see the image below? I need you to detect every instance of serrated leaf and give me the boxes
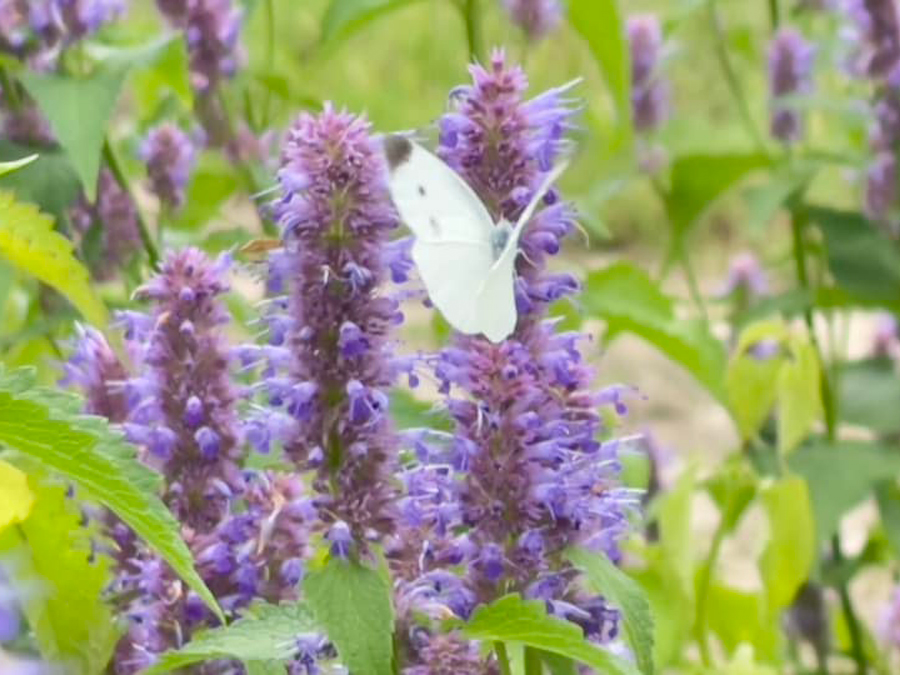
[320,0,424,44]
[0,366,223,622]
[568,0,631,134]
[0,458,33,529]
[759,477,814,611]
[584,262,727,402]
[790,441,900,549]
[777,338,821,455]
[666,153,769,241]
[303,557,394,675]
[0,479,118,674]
[463,594,640,675]
[567,548,654,674]
[0,190,107,326]
[0,141,82,222]
[0,154,37,177]
[141,603,317,675]
[20,65,128,201]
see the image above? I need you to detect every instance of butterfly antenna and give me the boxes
[573,218,591,247]
[251,184,280,200]
[511,158,571,241]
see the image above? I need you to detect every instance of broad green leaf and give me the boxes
[0,458,33,529]
[462,594,640,675]
[20,65,128,201]
[776,338,821,455]
[567,548,654,674]
[726,350,782,440]
[0,366,223,622]
[790,442,900,549]
[0,480,118,674]
[759,477,814,611]
[742,164,815,233]
[702,583,778,661]
[0,141,82,221]
[142,603,317,675]
[320,0,425,44]
[303,556,394,675]
[0,190,107,326]
[583,262,727,401]
[808,206,900,311]
[714,645,779,675]
[876,481,900,558]
[567,0,631,132]
[650,466,696,590]
[630,552,692,668]
[666,153,769,240]
[541,651,579,675]
[0,154,38,177]
[390,389,452,431]
[839,358,900,435]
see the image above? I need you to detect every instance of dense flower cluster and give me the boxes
[627,15,669,133]
[501,0,561,42]
[768,28,815,143]
[394,50,634,673]
[155,0,243,95]
[141,124,197,209]
[69,169,143,280]
[847,0,900,79]
[250,104,404,551]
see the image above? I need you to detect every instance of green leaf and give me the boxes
[303,556,394,675]
[666,153,769,241]
[583,262,727,402]
[808,206,900,311]
[320,0,424,44]
[171,153,240,230]
[567,548,654,674]
[567,0,631,132]
[540,651,579,675]
[141,603,317,675]
[839,358,900,435]
[759,477,815,611]
[702,583,778,661]
[20,65,128,201]
[704,461,757,534]
[0,366,223,622]
[462,594,640,675]
[651,466,696,591]
[0,190,107,326]
[630,552,692,668]
[726,349,782,440]
[0,458,33,529]
[790,441,900,549]
[0,153,38,177]
[0,479,118,674]
[0,141,82,221]
[776,338,821,455]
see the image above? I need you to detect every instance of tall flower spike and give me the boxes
[264,103,402,548]
[121,247,243,529]
[627,14,670,133]
[768,28,815,144]
[141,123,197,209]
[847,0,900,78]
[397,51,635,670]
[171,0,243,94]
[501,0,561,42]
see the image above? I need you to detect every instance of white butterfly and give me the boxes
[384,135,568,343]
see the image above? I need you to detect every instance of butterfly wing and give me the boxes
[385,135,494,244]
[471,250,518,343]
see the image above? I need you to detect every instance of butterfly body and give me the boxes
[384,135,567,343]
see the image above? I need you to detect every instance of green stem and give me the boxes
[102,139,160,270]
[0,66,21,112]
[523,646,542,675]
[789,207,866,675]
[462,0,483,63]
[706,0,767,154]
[695,519,728,667]
[494,642,512,675]
[767,0,780,29]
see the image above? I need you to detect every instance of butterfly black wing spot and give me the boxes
[429,217,441,234]
[384,135,413,170]
[418,185,426,196]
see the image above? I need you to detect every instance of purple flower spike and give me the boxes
[502,0,561,42]
[257,103,403,550]
[768,28,815,144]
[847,0,900,78]
[140,123,197,209]
[627,14,670,133]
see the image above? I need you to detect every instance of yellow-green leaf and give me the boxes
[0,190,107,326]
[0,458,33,529]
[777,338,822,455]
